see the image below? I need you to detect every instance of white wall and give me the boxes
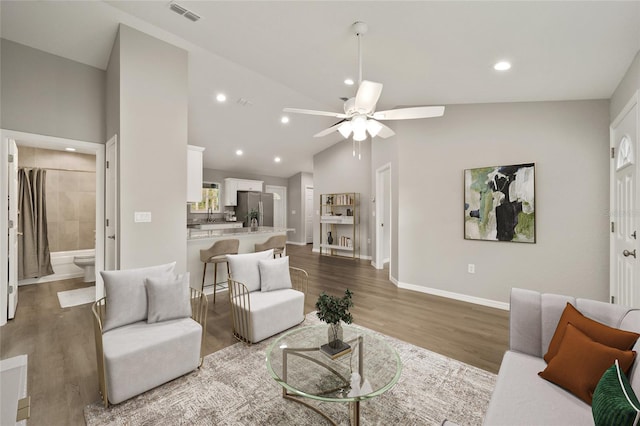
[313,138,371,258]
[0,39,105,143]
[116,25,188,272]
[395,100,610,305]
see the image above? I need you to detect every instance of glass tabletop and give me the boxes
[266,324,402,403]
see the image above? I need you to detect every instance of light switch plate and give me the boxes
[134,212,152,223]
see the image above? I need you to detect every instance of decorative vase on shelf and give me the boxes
[327,231,333,245]
[250,218,258,229]
[328,323,344,349]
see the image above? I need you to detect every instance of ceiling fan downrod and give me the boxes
[353,21,368,85]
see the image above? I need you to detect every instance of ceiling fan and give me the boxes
[284,22,445,145]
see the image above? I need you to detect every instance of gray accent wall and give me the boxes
[106,32,120,142]
[115,25,188,272]
[0,39,105,143]
[313,139,372,258]
[611,50,640,120]
[395,100,610,304]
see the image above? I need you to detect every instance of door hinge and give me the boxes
[106,161,110,169]
[611,222,615,233]
[611,147,615,159]
[611,295,615,304]
[8,219,14,229]
[105,218,109,227]
[8,285,13,294]
[8,154,14,163]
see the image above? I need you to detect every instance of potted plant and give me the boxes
[316,289,354,350]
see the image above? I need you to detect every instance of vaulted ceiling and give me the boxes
[2,1,639,177]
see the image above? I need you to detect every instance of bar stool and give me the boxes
[254,235,287,258]
[200,239,239,303]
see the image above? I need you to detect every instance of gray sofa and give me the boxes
[484,288,640,425]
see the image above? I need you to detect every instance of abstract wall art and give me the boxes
[464,163,535,243]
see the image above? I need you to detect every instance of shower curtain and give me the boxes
[18,168,53,280]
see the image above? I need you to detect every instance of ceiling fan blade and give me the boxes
[354,80,383,113]
[373,106,445,120]
[313,120,346,138]
[283,107,347,118]
[368,119,395,139]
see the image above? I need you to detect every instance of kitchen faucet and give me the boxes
[207,207,213,223]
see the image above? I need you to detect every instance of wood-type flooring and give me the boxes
[0,244,508,425]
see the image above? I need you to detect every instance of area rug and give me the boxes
[84,315,496,425]
[57,286,94,308]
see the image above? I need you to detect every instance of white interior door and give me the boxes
[611,93,639,307]
[265,185,286,228]
[305,187,314,244]
[375,164,391,270]
[105,136,118,275]
[8,140,18,319]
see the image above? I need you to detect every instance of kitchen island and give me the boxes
[187,226,292,293]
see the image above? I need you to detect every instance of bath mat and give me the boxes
[57,286,95,308]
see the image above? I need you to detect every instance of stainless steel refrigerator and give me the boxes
[236,191,274,227]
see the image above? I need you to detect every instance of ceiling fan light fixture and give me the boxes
[338,122,353,138]
[353,128,367,142]
[366,120,383,138]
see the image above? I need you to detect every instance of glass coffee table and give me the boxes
[266,324,402,425]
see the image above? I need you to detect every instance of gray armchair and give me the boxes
[92,264,207,407]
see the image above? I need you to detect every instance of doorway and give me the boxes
[265,185,287,229]
[305,186,314,244]
[1,129,105,325]
[375,164,392,274]
[105,135,118,273]
[611,92,639,307]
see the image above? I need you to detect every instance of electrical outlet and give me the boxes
[468,263,475,274]
[134,212,152,223]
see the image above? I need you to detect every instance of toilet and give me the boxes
[73,255,95,282]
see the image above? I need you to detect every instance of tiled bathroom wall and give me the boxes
[18,147,96,252]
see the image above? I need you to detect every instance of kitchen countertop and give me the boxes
[187,226,292,240]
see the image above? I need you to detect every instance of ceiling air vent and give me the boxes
[169,2,201,22]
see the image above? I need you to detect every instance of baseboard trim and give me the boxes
[286,241,308,246]
[397,281,510,311]
[312,247,371,260]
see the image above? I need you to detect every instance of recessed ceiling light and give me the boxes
[493,61,511,71]
[344,78,354,86]
[281,116,290,124]
[274,157,281,163]
[65,147,76,152]
[216,93,227,102]
[236,149,243,156]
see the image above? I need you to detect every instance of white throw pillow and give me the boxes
[145,272,192,323]
[227,249,274,292]
[100,262,176,332]
[259,256,292,292]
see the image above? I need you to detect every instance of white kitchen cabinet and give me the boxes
[224,178,263,206]
[187,145,205,203]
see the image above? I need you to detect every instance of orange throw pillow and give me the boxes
[544,303,639,363]
[539,323,636,405]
